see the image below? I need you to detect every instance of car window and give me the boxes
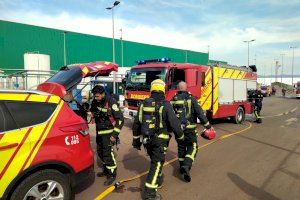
[0,102,17,132]
[4,101,57,129]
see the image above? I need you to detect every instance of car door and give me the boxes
[0,101,32,198]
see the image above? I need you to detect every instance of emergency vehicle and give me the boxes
[123,58,257,123]
[0,61,118,200]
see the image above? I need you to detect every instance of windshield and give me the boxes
[261,86,267,90]
[126,68,167,91]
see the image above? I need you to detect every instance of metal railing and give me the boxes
[0,69,57,90]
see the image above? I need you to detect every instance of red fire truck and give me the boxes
[123,58,257,123]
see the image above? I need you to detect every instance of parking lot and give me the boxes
[76,96,300,200]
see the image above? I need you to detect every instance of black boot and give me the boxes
[104,175,116,186]
[97,164,107,177]
[180,166,191,182]
[144,188,162,200]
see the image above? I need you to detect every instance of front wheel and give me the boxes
[232,106,245,124]
[11,169,72,200]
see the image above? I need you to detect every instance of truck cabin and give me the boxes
[124,58,209,108]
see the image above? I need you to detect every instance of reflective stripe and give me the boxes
[113,127,121,133]
[187,99,192,118]
[138,104,144,123]
[145,182,158,189]
[186,124,197,129]
[106,165,117,170]
[170,101,175,105]
[97,107,108,112]
[204,122,210,127]
[133,136,140,139]
[98,129,114,134]
[151,162,161,186]
[185,142,197,161]
[173,100,185,105]
[159,106,164,128]
[178,158,185,161]
[157,134,169,140]
[254,111,261,119]
[143,107,155,112]
[178,134,184,140]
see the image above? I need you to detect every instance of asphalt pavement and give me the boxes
[76,96,300,200]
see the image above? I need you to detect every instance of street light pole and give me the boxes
[107,1,120,94]
[243,39,255,68]
[120,28,124,67]
[63,31,68,66]
[280,53,284,87]
[290,46,297,86]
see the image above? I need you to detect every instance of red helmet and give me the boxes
[201,128,216,140]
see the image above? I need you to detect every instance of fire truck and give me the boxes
[123,58,257,123]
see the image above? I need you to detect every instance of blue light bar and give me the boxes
[136,58,171,65]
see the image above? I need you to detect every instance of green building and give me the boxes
[0,20,209,72]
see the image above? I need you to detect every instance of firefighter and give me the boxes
[171,81,213,182]
[132,79,184,200]
[251,87,263,123]
[90,85,124,185]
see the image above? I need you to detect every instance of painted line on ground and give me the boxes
[94,122,253,200]
[261,106,298,119]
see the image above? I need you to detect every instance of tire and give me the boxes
[232,106,245,124]
[11,169,72,200]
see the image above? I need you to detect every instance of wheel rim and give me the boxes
[237,109,243,122]
[23,180,64,200]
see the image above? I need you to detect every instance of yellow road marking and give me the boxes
[94,122,253,200]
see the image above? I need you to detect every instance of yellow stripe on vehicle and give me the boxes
[48,96,61,104]
[0,129,30,172]
[0,93,28,101]
[27,94,48,102]
[23,100,64,170]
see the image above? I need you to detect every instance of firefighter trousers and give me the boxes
[96,133,117,177]
[144,135,169,198]
[178,129,198,169]
[254,104,262,123]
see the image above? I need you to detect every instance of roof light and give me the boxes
[136,58,171,65]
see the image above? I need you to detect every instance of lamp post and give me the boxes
[280,53,285,87]
[290,46,297,86]
[243,39,255,68]
[63,31,68,66]
[120,28,124,67]
[106,1,120,94]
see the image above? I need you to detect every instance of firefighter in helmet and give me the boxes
[132,79,184,200]
[90,85,124,185]
[171,81,214,182]
[250,87,263,123]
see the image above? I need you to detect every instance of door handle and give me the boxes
[0,143,19,150]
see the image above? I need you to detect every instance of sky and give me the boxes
[0,0,300,75]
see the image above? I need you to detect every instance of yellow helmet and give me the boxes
[150,79,165,93]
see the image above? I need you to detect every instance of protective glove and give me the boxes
[110,131,119,144]
[132,138,142,150]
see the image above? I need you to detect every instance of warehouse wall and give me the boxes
[0,20,209,71]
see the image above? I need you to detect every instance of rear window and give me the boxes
[4,101,57,130]
[46,67,83,91]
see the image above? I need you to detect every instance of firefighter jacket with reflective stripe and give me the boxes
[132,92,184,140]
[91,95,124,134]
[171,91,210,129]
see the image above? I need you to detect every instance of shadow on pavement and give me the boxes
[227,172,280,200]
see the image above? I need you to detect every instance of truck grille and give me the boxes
[127,99,140,107]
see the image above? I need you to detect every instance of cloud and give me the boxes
[0,0,300,74]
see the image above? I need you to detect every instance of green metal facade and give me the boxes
[0,20,209,71]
